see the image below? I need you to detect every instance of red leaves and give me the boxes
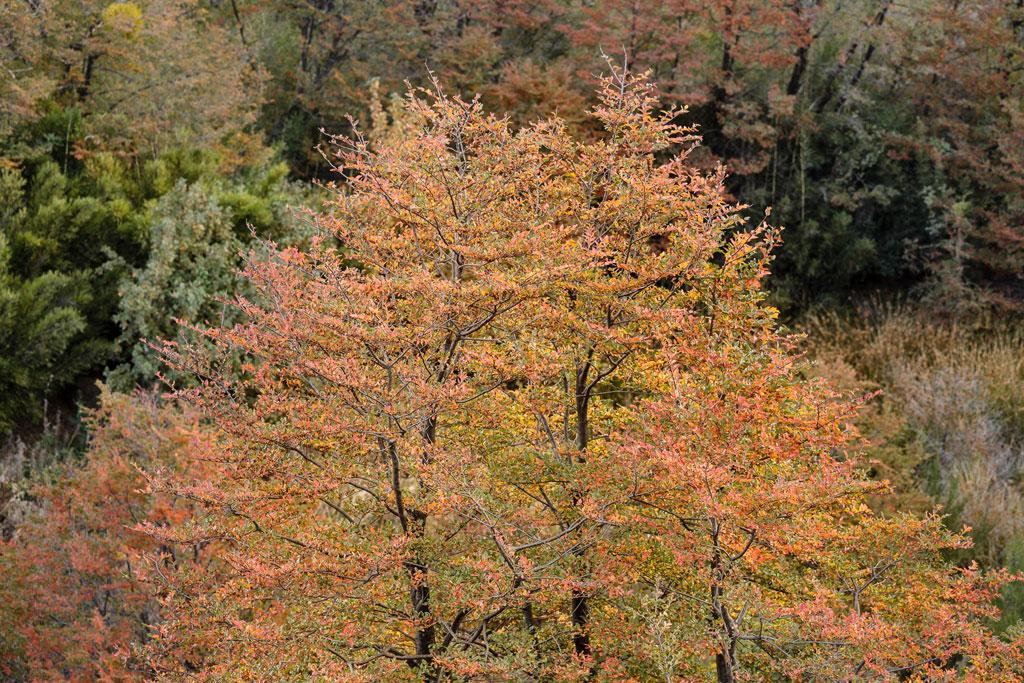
[0,387,211,681]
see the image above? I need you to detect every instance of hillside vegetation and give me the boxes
[1,2,1023,680]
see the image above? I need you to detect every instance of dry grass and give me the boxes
[0,406,79,540]
[803,302,1024,569]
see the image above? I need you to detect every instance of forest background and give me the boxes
[2,0,1024,678]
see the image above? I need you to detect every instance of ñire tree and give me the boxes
[145,70,1019,680]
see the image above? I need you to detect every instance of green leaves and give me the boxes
[0,236,87,431]
[0,140,310,433]
[111,181,241,387]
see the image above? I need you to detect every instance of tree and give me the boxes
[140,70,1020,680]
[550,1,1024,310]
[0,387,211,681]
[0,234,87,434]
[0,169,94,432]
[110,161,310,389]
[1,0,261,162]
[0,129,309,434]
[880,0,1024,310]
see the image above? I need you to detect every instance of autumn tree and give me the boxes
[1,0,261,161]
[133,69,1022,681]
[0,387,211,681]
[243,0,568,176]
[879,0,1024,310]
[549,0,1024,310]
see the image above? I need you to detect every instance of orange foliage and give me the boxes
[136,69,1023,680]
[0,387,211,681]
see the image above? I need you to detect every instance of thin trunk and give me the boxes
[387,430,434,676]
[571,592,592,657]
[571,353,594,666]
[710,519,738,682]
[229,0,249,47]
[786,44,809,96]
[716,654,736,683]
[410,412,439,673]
[412,580,434,663]
[816,1,890,112]
[704,5,736,159]
[77,53,95,101]
[785,0,823,97]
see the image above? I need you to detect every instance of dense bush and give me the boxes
[109,162,310,388]
[0,122,310,434]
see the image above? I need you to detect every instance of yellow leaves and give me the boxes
[305,438,336,452]
[101,2,143,38]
